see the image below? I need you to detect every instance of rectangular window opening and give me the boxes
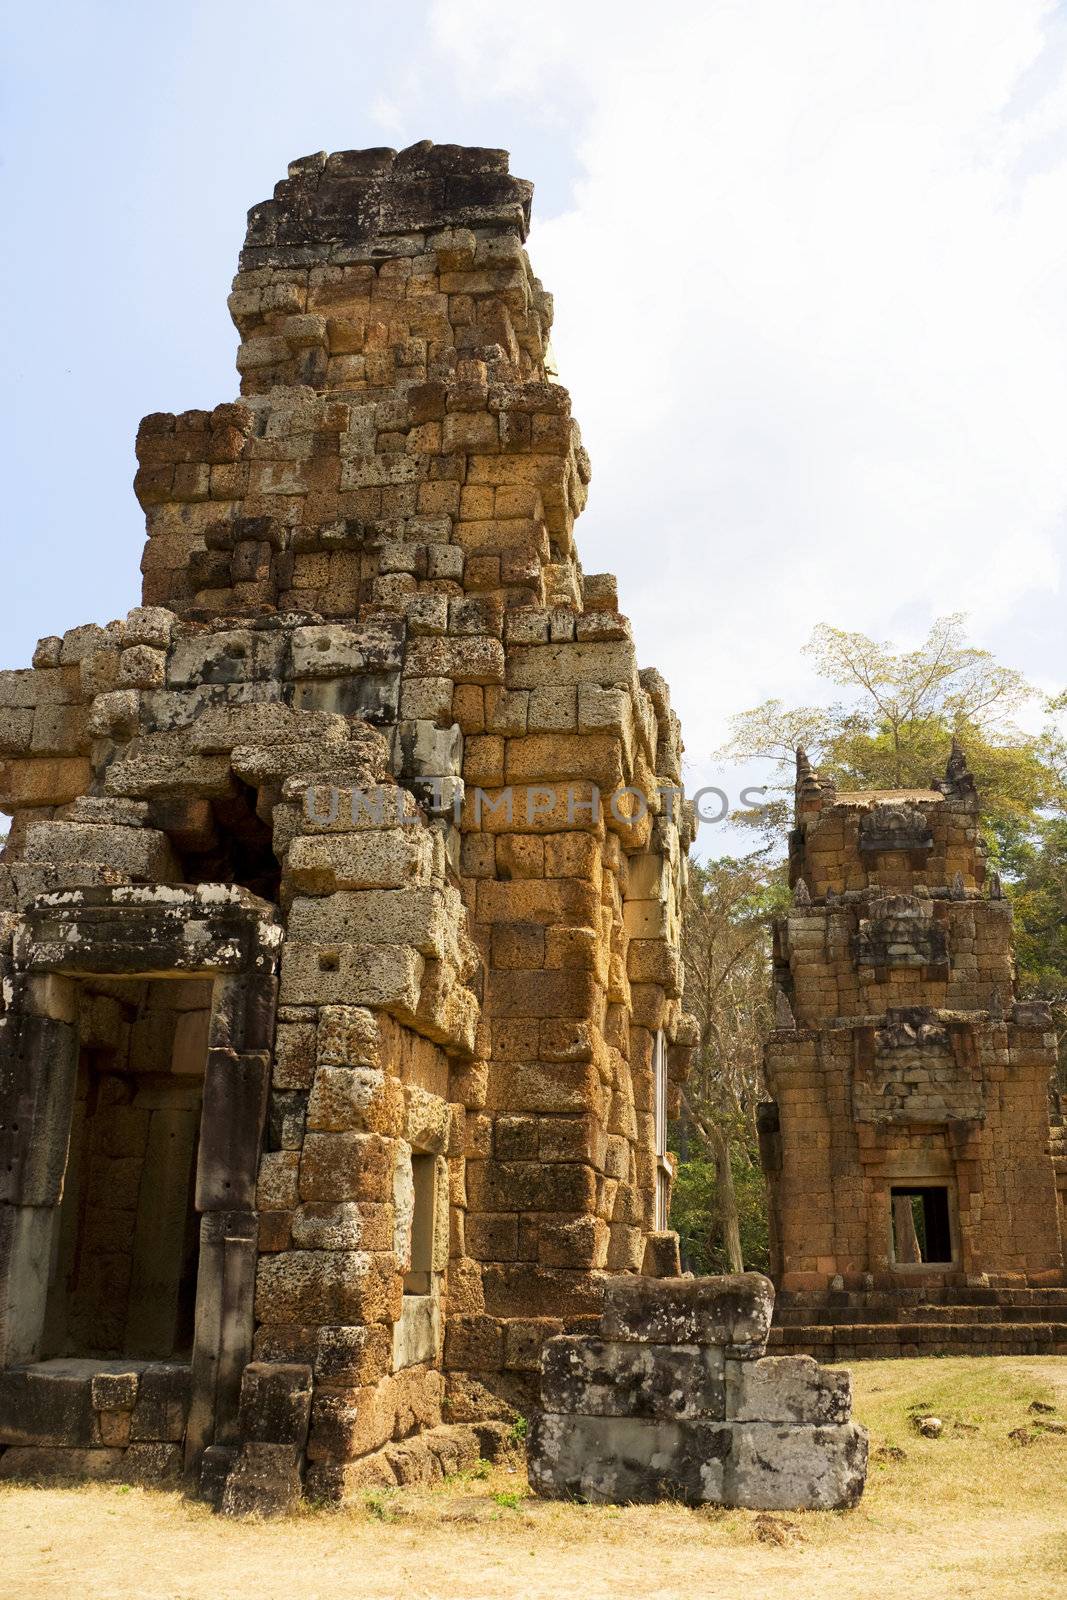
[890,1185,953,1265]
[404,1152,436,1297]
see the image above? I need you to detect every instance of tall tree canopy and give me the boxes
[723,614,1066,854]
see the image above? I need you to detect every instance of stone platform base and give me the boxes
[0,1440,183,1487]
[772,1285,1067,1360]
[527,1274,868,1511]
[0,1359,190,1488]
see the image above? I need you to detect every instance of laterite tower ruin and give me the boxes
[0,144,698,1509]
[761,746,1067,1359]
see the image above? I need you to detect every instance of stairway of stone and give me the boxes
[769,1285,1067,1360]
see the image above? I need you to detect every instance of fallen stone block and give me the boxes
[728,1420,868,1510]
[527,1412,731,1505]
[541,1335,724,1420]
[725,1354,851,1425]
[600,1272,774,1355]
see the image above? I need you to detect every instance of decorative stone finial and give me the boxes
[951,870,966,899]
[793,877,811,907]
[989,987,1004,1021]
[936,736,978,802]
[989,871,1004,900]
[774,988,797,1029]
[794,746,836,812]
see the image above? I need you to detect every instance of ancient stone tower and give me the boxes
[761,746,1067,1359]
[0,144,696,1508]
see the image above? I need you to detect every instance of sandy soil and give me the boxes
[0,1356,1063,1600]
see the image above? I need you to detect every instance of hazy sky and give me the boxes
[4,0,1067,840]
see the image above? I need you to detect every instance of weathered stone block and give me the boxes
[129,1364,191,1442]
[90,1372,139,1413]
[725,1355,851,1425]
[541,1336,725,1420]
[255,1250,399,1326]
[279,942,424,1013]
[236,1362,313,1448]
[527,1412,731,1505]
[599,1273,773,1355]
[316,1005,381,1068]
[220,1441,304,1517]
[286,830,435,894]
[0,1366,96,1448]
[291,1202,393,1251]
[306,1066,405,1135]
[729,1421,868,1510]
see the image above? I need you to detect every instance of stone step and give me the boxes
[767,1321,1067,1360]
[777,1286,1067,1312]
[775,1304,1005,1327]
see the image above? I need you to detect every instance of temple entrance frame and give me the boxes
[0,885,281,1478]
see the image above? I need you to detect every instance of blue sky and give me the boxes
[4,1,1067,839]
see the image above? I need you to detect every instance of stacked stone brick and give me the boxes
[527,1273,867,1509]
[761,744,1066,1358]
[0,144,696,1510]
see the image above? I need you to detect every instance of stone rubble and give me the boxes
[527,1273,868,1509]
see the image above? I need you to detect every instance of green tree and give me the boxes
[719,611,1067,1069]
[671,852,785,1272]
[724,615,1066,860]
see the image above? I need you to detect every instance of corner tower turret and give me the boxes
[763,744,1063,1302]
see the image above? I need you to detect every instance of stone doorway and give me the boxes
[40,977,213,1364]
[0,885,281,1477]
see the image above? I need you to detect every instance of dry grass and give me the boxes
[0,1356,1064,1600]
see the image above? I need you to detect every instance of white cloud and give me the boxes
[419,0,1067,817]
[370,94,408,139]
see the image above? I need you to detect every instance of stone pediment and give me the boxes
[858,802,933,854]
[853,895,947,972]
[852,1009,982,1125]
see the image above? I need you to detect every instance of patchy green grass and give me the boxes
[0,1358,1063,1600]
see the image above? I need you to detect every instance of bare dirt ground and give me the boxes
[0,1356,1064,1600]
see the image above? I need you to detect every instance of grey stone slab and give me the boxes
[0,1363,97,1448]
[0,1446,125,1481]
[541,1335,725,1420]
[527,1412,730,1505]
[727,1420,868,1510]
[725,1355,852,1424]
[599,1272,774,1355]
[129,1363,191,1442]
[195,1050,270,1211]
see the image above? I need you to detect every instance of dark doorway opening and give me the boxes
[890,1185,953,1265]
[41,977,211,1361]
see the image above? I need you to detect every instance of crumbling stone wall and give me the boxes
[528,1273,868,1509]
[761,744,1065,1297]
[0,143,696,1508]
